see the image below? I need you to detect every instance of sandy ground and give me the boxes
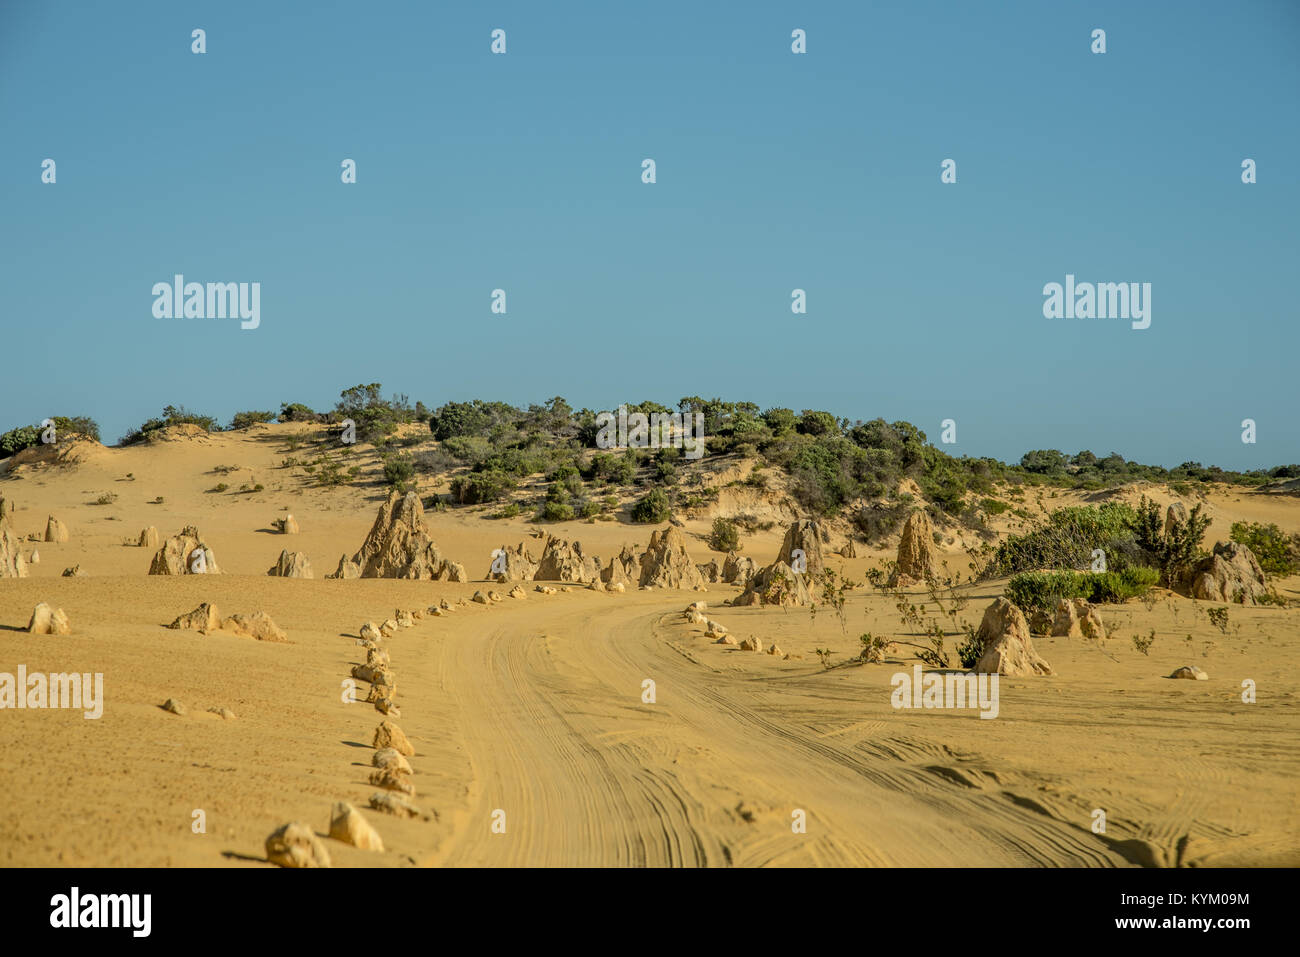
[1,424,1297,867]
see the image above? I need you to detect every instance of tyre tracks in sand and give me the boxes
[426,594,1132,867]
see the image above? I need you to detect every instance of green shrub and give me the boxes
[539,501,575,522]
[450,470,516,504]
[710,518,740,552]
[1133,496,1211,586]
[631,488,671,523]
[278,402,317,422]
[0,425,41,458]
[382,454,416,489]
[1230,521,1299,577]
[229,410,275,430]
[984,503,1139,578]
[1005,566,1159,615]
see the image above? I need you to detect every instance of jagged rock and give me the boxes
[372,747,412,774]
[722,552,756,585]
[1164,501,1189,538]
[365,646,390,667]
[343,490,461,580]
[61,565,87,577]
[686,601,707,613]
[839,540,857,558]
[535,585,557,595]
[329,802,384,851]
[372,720,414,756]
[149,526,220,575]
[603,545,641,587]
[352,662,380,683]
[369,767,415,796]
[739,636,763,652]
[534,535,602,583]
[472,590,489,604]
[973,598,1053,676]
[373,696,400,717]
[379,618,399,636]
[444,562,468,582]
[395,610,415,628]
[697,560,721,583]
[138,526,159,548]
[266,549,313,578]
[328,554,362,579]
[489,543,538,582]
[704,620,728,637]
[427,605,444,617]
[168,602,220,634]
[766,643,784,656]
[487,590,503,603]
[715,634,737,646]
[221,611,287,642]
[888,511,937,586]
[588,579,606,592]
[279,514,300,535]
[412,607,426,620]
[686,610,708,625]
[1190,542,1268,605]
[1170,665,1209,680]
[1051,599,1082,638]
[44,515,69,543]
[439,599,454,611]
[208,706,236,719]
[0,528,27,578]
[776,519,825,578]
[161,698,186,715]
[368,792,429,820]
[732,561,812,607]
[360,622,383,642]
[265,822,331,868]
[1078,602,1106,640]
[639,527,705,589]
[507,585,527,599]
[28,602,71,635]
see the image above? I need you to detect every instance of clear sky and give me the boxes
[2,0,1297,469]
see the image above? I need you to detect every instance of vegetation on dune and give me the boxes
[0,415,100,458]
[7,388,1297,540]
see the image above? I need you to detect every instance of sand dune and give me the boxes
[1,425,1297,867]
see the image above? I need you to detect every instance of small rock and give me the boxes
[27,602,71,635]
[265,822,331,868]
[372,747,412,774]
[29,549,40,565]
[739,636,763,652]
[360,621,383,642]
[508,585,527,599]
[207,706,236,719]
[767,644,783,657]
[368,791,429,820]
[328,801,384,851]
[168,602,220,634]
[61,565,87,577]
[472,591,489,604]
[1170,665,1209,681]
[161,698,186,715]
[221,611,287,642]
[716,634,737,646]
[369,767,416,796]
[373,720,414,756]
[379,618,399,636]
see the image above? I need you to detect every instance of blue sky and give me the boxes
[2,0,1297,469]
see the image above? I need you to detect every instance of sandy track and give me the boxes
[427,595,1129,867]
